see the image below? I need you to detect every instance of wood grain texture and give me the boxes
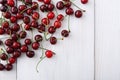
[95,0,120,80]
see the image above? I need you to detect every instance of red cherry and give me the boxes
[41,18,50,25]
[32,12,40,20]
[10,16,17,23]
[81,0,88,4]
[54,21,61,28]
[57,14,64,21]
[45,50,54,58]
[7,0,14,7]
[43,0,51,4]
[20,45,28,52]
[9,57,16,64]
[0,28,5,35]
[32,42,40,50]
[47,12,55,19]
[12,42,21,49]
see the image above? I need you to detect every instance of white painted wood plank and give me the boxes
[17,0,95,80]
[95,0,120,80]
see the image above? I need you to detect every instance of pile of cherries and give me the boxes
[0,0,88,71]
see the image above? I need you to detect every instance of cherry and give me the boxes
[6,47,14,53]
[12,42,21,49]
[5,39,13,46]
[13,50,21,58]
[0,63,5,71]
[32,42,40,50]
[26,8,33,15]
[31,2,38,10]
[35,35,43,42]
[75,10,83,18]
[9,57,16,64]
[0,53,8,61]
[54,21,61,28]
[41,18,50,25]
[66,8,74,15]
[3,11,11,19]
[0,0,7,4]
[11,33,19,41]
[47,12,55,19]
[20,45,28,52]
[7,0,14,7]
[11,23,20,32]
[10,16,17,23]
[40,4,48,12]
[57,14,64,21]
[56,1,64,10]
[31,21,38,28]
[2,21,9,28]
[45,50,54,58]
[61,30,69,37]
[0,28,5,35]
[48,26,56,34]
[5,64,13,71]
[81,0,88,4]
[23,16,30,24]
[50,37,57,45]
[18,5,27,11]
[26,51,35,58]
[64,1,71,8]
[44,0,51,4]
[11,6,18,14]
[47,4,54,11]
[19,31,27,39]
[38,24,46,33]
[0,5,8,12]
[24,24,31,30]
[24,39,32,45]
[32,12,40,20]
[24,0,32,5]
[16,13,24,19]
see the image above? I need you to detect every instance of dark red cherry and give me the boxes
[6,47,14,54]
[9,57,16,64]
[56,1,64,10]
[75,10,83,18]
[19,31,27,39]
[5,39,13,46]
[12,42,21,49]
[23,16,30,24]
[24,39,32,45]
[0,63,5,71]
[38,24,45,33]
[3,11,11,19]
[0,28,5,35]
[61,30,69,37]
[5,64,13,71]
[50,37,57,45]
[13,50,21,58]
[10,16,17,23]
[66,8,74,15]
[31,2,38,10]
[2,21,9,28]
[47,3,54,11]
[32,42,40,50]
[48,26,56,34]
[26,51,35,58]
[0,53,8,61]
[11,6,18,14]
[35,35,43,42]
[11,23,20,32]
[20,45,28,52]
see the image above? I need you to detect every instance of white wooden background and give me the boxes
[0,0,120,80]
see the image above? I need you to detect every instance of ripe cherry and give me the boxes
[5,39,13,46]
[81,0,88,4]
[44,0,51,4]
[11,6,18,14]
[10,16,17,23]
[23,16,30,24]
[38,24,46,33]
[6,47,14,53]
[5,64,13,71]
[20,45,28,52]
[2,21,9,28]
[47,4,54,11]
[35,35,43,42]
[48,26,56,34]
[56,1,64,10]
[66,8,74,15]
[57,14,64,21]
[0,28,5,35]
[0,63,5,71]
[25,39,32,45]
[3,11,11,19]
[32,2,38,10]
[32,12,40,20]
[50,37,57,45]
[61,30,69,37]
[19,31,27,39]
[41,18,50,25]
[12,42,21,49]
[0,53,8,61]
[32,42,40,50]
[45,50,54,58]
[75,10,83,18]
[9,57,16,64]
[13,50,21,58]
[26,51,35,58]
[47,12,55,19]
[7,0,14,7]
[54,21,61,28]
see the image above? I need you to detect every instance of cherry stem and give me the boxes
[39,47,48,51]
[20,8,28,14]
[68,16,70,32]
[44,32,48,41]
[71,1,86,12]
[40,44,44,59]
[36,56,46,73]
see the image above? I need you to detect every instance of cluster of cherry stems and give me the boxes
[0,0,88,72]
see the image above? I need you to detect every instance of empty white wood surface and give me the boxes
[1,0,120,80]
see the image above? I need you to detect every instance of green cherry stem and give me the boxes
[40,44,44,59]
[36,56,46,72]
[71,1,86,12]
